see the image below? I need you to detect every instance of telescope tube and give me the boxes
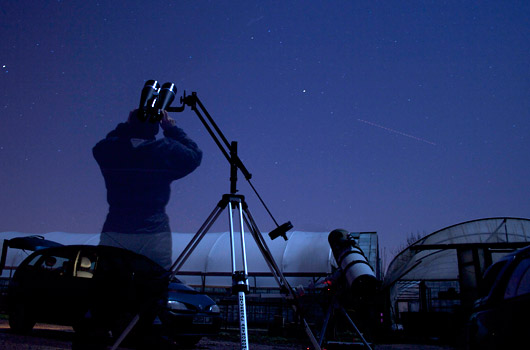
[328,229,377,296]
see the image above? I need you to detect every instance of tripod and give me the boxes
[111,91,320,350]
[174,191,253,348]
[318,277,373,350]
[169,190,299,350]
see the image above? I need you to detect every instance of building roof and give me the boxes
[383,217,530,288]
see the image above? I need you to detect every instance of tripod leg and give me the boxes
[110,314,139,350]
[338,305,373,350]
[318,302,334,347]
[236,290,249,349]
[235,201,249,274]
[227,199,250,350]
[242,206,321,350]
[169,201,225,278]
[242,209,286,290]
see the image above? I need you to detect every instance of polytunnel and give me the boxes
[170,231,335,288]
[384,217,530,287]
[1,231,380,289]
[383,217,530,327]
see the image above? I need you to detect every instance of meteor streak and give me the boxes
[357,119,437,146]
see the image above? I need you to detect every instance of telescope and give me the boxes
[318,230,377,349]
[328,229,377,296]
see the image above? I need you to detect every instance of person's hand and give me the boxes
[160,110,176,130]
[127,109,139,123]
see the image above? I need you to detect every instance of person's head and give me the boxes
[128,109,159,139]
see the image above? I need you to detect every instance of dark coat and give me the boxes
[93,122,202,234]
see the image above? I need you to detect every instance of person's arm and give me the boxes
[159,111,203,179]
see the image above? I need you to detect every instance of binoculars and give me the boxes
[138,80,177,122]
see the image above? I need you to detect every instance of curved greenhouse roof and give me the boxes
[1,231,379,289]
[384,217,530,288]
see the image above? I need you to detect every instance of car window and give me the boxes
[74,252,97,279]
[504,257,530,299]
[27,254,43,267]
[94,250,154,275]
[31,251,75,277]
[478,260,507,298]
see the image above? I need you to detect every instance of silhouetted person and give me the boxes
[93,109,202,270]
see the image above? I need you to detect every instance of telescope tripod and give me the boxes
[168,192,320,350]
[318,288,373,350]
[170,193,253,349]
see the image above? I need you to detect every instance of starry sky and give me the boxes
[1,1,529,265]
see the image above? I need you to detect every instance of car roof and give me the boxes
[498,244,530,263]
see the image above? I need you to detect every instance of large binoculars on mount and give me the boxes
[328,229,377,296]
[138,80,177,122]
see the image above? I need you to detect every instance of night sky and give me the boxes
[1,1,529,264]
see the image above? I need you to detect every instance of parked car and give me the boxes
[2,237,221,347]
[467,245,530,350]
[161,280,221,346]
[0,235,65,312]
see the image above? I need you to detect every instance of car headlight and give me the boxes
[167,300,189,311]
[208,304,220,313]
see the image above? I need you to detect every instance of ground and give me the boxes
[0,320,460,350]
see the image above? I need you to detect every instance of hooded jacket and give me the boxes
[93,122,202,234]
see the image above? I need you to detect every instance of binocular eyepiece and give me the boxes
[139,80,177,122]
